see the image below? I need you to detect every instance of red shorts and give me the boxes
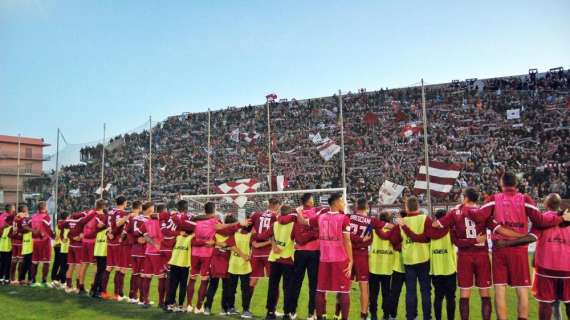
[12,243,22,259]
[492,248,530,287]
[251,256,270,278]
[131,256,145,275]
[318,260,351,293]
[120,245,131,268]
[143,254,163,276]
[32,240,51,263]
[81,242,95,264]
[532,274,570,303]
[352,254,369,281]
[159,251,172,274]
[191,256,211,277]
[67,246,83,265]
[457,251,492,289]
[106,245,122,268]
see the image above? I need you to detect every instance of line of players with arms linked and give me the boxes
[0,172,570,320]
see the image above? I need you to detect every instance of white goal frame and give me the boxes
[180,187,348,215]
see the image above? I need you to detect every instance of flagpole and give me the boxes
[148,116,152,201]
[100,123,106,200]
[54,128,60,226]
[338,90,347,201]
[421,79,432,215]
[15,134,21,213]
[266,97,272,191]
[207,109,211,195]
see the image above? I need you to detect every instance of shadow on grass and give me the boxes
[0,286,228,320]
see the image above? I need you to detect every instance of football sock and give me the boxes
[158,277,166,306]
[339,293,350,320]
[197,279,209,308]
[101,271,109,293]
[481,297,492,320]
[316,292,326,318]
[41,263,49,282]
[187,278,196,306]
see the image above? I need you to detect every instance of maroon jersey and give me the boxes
[159,211,180,252]
[63,212,87,247]
[438,204,490,253]
[348,213,384,256]
[127,215,147,257]
[250,210,277,257]
[107,208,128,245]
[12,215,32,241]
[177,211,194,222]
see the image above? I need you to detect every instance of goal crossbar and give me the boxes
[180,187,346,200]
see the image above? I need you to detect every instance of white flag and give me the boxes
[309,132,324,145]
[506,108,521,120]
[318,140,341,162]
[47,196,56,216]
[378,180,405,205]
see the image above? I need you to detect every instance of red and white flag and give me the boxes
[215,178,261,207]
[413,161,462,197]
[267,175,288,191]
[401,122,422,138]
[216,178,260,194]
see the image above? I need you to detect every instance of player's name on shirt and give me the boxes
[350,214,372,224]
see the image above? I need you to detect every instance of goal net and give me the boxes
[180,188,347,220]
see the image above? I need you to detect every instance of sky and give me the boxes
[1,0,569,156]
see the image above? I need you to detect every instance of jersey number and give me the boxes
[350,223,368,238]
[464,218,477,239]
[259,217,272,233]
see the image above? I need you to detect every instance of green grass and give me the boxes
[0,256,538,320]
[0,263,538,319]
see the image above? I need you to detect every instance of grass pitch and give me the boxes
[0,267,537,319]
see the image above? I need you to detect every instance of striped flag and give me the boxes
[267,175,288,191]
[413,161,462,197]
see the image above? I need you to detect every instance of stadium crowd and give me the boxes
[54,68,569,213]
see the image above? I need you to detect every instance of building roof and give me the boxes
[0,135,50,147]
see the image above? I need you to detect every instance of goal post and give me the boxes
[180,187,347,220]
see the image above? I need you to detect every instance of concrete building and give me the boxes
[0,135,49,205]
